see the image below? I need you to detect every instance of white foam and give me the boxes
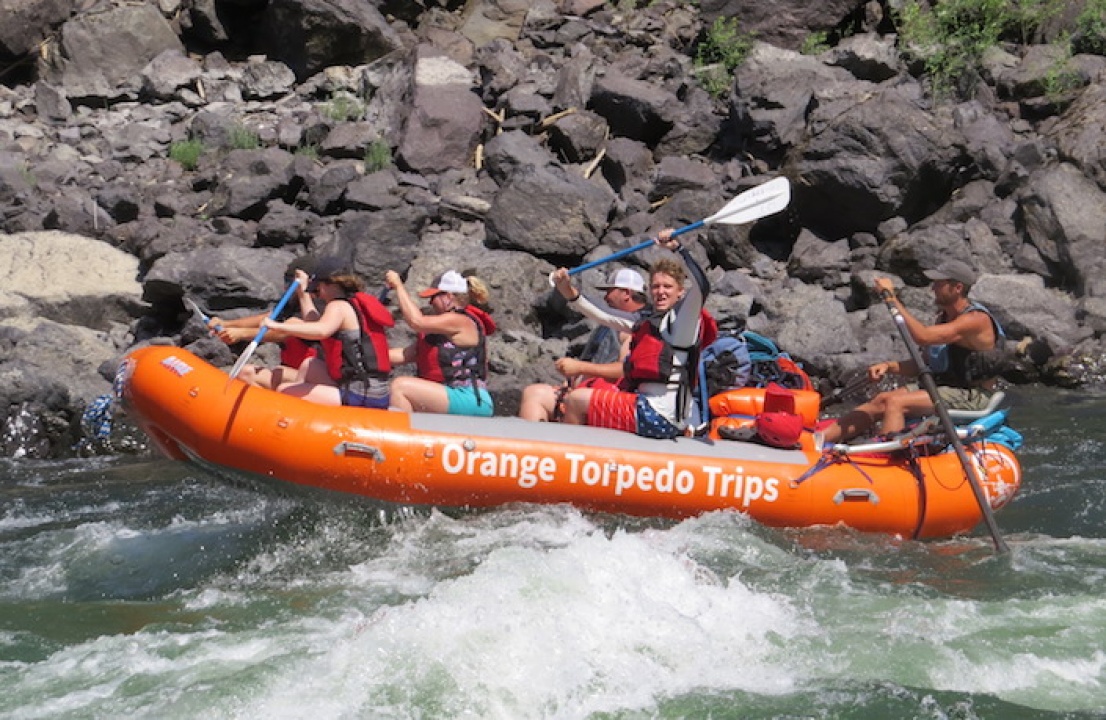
[218,511,804,718]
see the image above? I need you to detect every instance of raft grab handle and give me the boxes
[333,442,385,461]
[833,488,880,505]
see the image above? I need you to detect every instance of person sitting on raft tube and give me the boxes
[260,257,395,408]
[821,260,1005,444]
[207,256,321,390]
[518,267,649,422]
[555,230,718,439]
[384,269,497,416]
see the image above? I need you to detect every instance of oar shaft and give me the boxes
[185,298,223,332]
[564,178,789,277]
[671,220,706,237]
[567,239,654,277]
[227,280,301,383]
[884,297,1009,553]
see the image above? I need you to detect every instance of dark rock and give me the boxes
[258,0,404,81]
[397,46,487,173]
[485,164,615,257]
[38,4,185,101]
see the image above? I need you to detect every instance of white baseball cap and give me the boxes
[596,267,646,294]
[419,270,468,297]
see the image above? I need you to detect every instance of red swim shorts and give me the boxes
[587,388,637,433]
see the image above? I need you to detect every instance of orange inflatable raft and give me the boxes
[116,346,1022,540]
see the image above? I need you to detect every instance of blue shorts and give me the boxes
[340,377,390,409]
[445,385,494,417]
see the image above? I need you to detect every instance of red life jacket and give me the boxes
[322,292,395,382]
[623,308,716,388]
[415,306,496,387]
[280,337,316,368]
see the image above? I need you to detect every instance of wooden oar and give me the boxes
[565,176,791,277]
[880,290,1010,554]
[225,280,301,388]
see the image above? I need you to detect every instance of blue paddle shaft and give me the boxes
[565,220,707,277]
[566,221,708,277]
[227,279,301,382]
[254,280,301,343]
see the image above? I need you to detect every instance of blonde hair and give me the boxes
[649,259,687,288]
[458,275,492,312]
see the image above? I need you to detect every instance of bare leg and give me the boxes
[277,382,342,406]
[389,376,452,413]
[236,364,267,388]
[822,388,909,443]
[240,364,296,390]
[273,358,341,405]
[880,388,935,435]
[519,383,558,421]
[561,388,594,425]
[821,408,876,444]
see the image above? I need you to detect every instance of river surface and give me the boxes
[1,388,1104,719]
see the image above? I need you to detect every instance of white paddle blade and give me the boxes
[227,340,259,382]
[706,176,791,226]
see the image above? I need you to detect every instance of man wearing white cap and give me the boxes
[822,259,1007,443]
[518,266,647,422]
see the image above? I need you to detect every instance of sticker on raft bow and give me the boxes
[160,355,195,377]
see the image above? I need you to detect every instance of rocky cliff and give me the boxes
[1,0,1104,457]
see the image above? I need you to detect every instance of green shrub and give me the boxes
[18,163,36,187]
[897,0,1004,96]
[694,17,753,98]
[1009,0,1066,44]
[228,125,260,150]
[169,139,204,170]
[801,30,830,56]
[1073,0,1106,55]
[364,139,392,172]
[897,0,1077,97]
[295,144,319,160]
[322,94,364,122]
[1043,40,1082,101]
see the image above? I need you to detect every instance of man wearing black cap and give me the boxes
[822,259,1007,444]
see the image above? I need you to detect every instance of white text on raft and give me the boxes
[439,444,780,506]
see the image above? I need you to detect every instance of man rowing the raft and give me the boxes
[821,260,1007,444]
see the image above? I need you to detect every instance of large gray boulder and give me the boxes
[790,81,972,237]
[0,0,74,58]
[485,164,616,257]
[1019,163,1106,297]
[0,231,144,328]
[38,4,185,100]
[397,46,488,173]
[0,231,144,458]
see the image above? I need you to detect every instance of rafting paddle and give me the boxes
[226,279,302,387]
[565,176,791,277]
[184,297,223,332]
[880,289,1010,554]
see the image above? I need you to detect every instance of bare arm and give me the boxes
[868,358,921,380]
[389,342,417,366]
[264,301,349,340]
[875,278,994,349]
[556,358,624,381]
[384,270,478,344]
